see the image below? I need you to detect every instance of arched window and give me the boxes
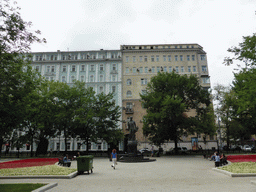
[127,90,132,97]
[127,79,132,85]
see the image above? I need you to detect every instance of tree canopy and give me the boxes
[140,72,213,152]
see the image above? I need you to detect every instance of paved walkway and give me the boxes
[1,156,256,192]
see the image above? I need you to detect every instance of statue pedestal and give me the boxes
[127,140,137,155]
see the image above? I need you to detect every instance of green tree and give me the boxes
[0,0,45,154]
[74,81,122,154]
[140,72,211,154]
[224,33,256,68]
[223,33,256,144]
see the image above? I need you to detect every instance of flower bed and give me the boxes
[218,162,256,173]
[0,165,76,176]
[227,155,256,162]
[0,158,59,169]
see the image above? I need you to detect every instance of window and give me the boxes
[126,67,129,74]
[157,66,160,72]
[63,66,66,72]
[133,67,136,73]
[145,67,148,73]
[90,65,94,71]
[126,56,129,62]
[90,75,94,82]
[56,143,60,150]
[55,55,57,60]
[81,75,85,82]
[169,66,172,72]
[175,66,179,72]
[93,55,96,59]
[168,55,171,62]
[50,77,54,81]
[100,75,104,82]
[202,65,207,72]
[163,55,166,61]
[139,56,143,62]
[139,67,143,73]
[112,75,116,82]
[127,79,132,85]
[77,143,81,150]
[46,77,49,81]
[187,55,190,61]
[112,86,116,93]
[126,102,133,109]
[62,76,66,82]
[51,66,55,72]
[144,46,147,49]
[144,56,147,62]
[127,91,132,97]
[35,66,40,72]
[141,78,148,85]
[71,76,75,82]
[71,65,76,72]
[180,55,183,61]
[188,66,191,72]
[141,90,147,95]
[151,56,154,62]
[164,66,167,72]
[81,65,85,71]
[112,64,117,71]
[156,55,159,62]
[175,55,178,61]
[201,55,206,60]
[181,66,184,72]
[192,55,195,61]
[67,143,70,150]
[47,66,50,72]
[152,67,155,73]
[202,77,210,84]
[62,55,66,60]
[51,55,54,60]
[133,56,136,62]
[99,86,104,93]
[100,64,104,71]
[193,66,196,72]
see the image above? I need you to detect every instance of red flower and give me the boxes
[0,158,59,169]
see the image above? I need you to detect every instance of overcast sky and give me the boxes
[18,0,256,89]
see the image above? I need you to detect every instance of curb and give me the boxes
[213,168,256,177]
[32,182,58,192]
[0,171,78,179]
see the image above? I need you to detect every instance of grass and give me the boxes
[0,165,77,176]
[218,162,256,173]
[0,183,46,192]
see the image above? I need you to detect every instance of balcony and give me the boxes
[123,107,134,114]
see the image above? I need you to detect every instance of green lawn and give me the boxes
[0,183,46,192]
[0,165,77,176]
[218,162,256,173]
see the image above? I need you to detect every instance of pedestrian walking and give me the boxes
[111,149,117,169]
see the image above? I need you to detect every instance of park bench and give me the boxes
[58,158,71,167]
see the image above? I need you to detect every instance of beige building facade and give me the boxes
[121,44,214,151]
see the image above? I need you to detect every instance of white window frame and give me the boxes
[90,65,95,71]
[63,66,66,72]
[71,65,76,72]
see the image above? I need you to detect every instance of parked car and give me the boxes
[243,145,252,151]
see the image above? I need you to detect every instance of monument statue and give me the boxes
[127,117,138,141]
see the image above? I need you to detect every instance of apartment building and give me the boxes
[20,49,123,152]
[121,44,214,150]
